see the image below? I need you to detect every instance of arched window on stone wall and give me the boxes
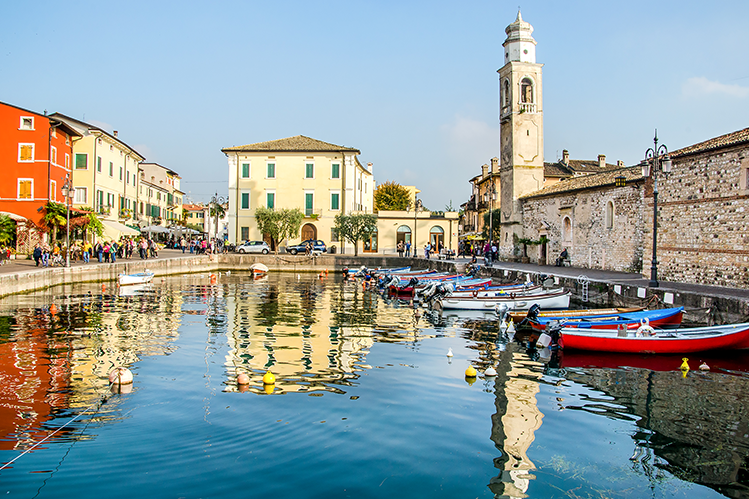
[562,216,573,246]
[605,201,614,229]
[502,79,510,108]
[520,78,534,104]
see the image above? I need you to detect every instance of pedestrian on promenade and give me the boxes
[111,241,118,263]
[82,241,91,263]
[405,241,411,258]
[33,244,42,267]
[41,245,50,267]
[180,237,186,253]
[397,241,404,257]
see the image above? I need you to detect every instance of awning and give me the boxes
[102,219,141,240]
[142,225,170,234]
[0,211,28,222]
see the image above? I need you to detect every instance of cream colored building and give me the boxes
[51,113,144,239]
[137,163,184,226]
[222,135,374,252]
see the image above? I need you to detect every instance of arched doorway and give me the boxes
[301,223,317,241]
[363,229,378,253]
[396,225,411,246]
[429,226,444,252]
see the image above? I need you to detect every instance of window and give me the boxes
[109,162,114,177]
[305,163,314,178]
[241,163,250,178]
[51,147,57,166]
[127,171,130,184]
[74,186,88,204]
[97,190,104,210]
[97,156,102,172]
[331,163,340,179]
[266,191,275,209]
[240,227,250,241]
[305,192,314,216]
[18,143,34,162]
[267,162,275,179]
[120,166,123,181]
[429,226,445,250]
[65,153,70,168]
[241,192,250,210]
[502,79,510,108]
[330,191,340,210]
[50,180,57,202]
[605,201,614,229]
[397,225,412,245]
[18,179,33,200]
[562,216,573,246]
[157,192,161,201]
[19,116,34,130]
[521,77,534,104]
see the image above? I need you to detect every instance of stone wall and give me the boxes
[648,143,749,288]
[521,183,645,272]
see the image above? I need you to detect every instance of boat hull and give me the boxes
[530,307,684,331]
[118,272,155,286]
[441,290,570,311]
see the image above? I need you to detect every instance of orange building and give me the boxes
[0,101,80,250]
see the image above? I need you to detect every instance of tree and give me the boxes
[482,208,501,242]
[0,214,16,245]
[334,213,378,256]
[254,207,304,253]
[373,181,411,212]
[42,201,68,242]
[445,200,456,212]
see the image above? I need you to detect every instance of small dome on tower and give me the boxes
[503,9,537,65]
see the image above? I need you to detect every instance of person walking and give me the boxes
[33,244,42,266]
[405,241,411,258]
[397,241,404,257]
[110,240,118,263]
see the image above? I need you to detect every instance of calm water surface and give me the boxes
[1,272,748,498]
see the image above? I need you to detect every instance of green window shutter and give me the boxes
[241,163,250,178]
[97,157,102,172]
[305,193,313,215]
[331,163,339,178]
[306,163,314,178]
[267,163,275,178]
[331,193,339,210]
[267,193,275,209]
[241,192,250,209]
[75,154,87,169]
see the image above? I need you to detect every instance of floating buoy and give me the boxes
[263,384,275,394]
[49,304,57,315]
[507,319,516,334]
[237,373,250,385]
[699,362,710,371]
[465,366,477,378]
[485,366,497,377]
[446,348,453,357]
[499,318,508,333]
[109,367,133,385]
[226,271,231,275]
[102,284,106,292]
[680,357,690,371]
[262,371,276,385]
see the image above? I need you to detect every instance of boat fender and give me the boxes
[109,367,133,385]
[237,373,250,385]
[465,366,477,377]
[636,318,656,336]
[263,371,276,385]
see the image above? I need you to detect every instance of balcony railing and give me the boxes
[520,102,536,113]
[304,208,323,218]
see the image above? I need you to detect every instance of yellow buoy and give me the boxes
[263,371,276,385]
[263,384,275,394]
[465,366,477,378]
[680,357,690,371]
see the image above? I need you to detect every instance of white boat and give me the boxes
[250,263,269,275]
[446,283,554,298]
[118,271,155,286]
[438,289,571,311]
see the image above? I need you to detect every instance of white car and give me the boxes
[236,241,270,254]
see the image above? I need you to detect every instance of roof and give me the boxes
[544,159,619,178]
[521,166,643,199]
[49,112,146,161]
[183,204,205,211]
[670,127,749,158]
[221,135,361,154]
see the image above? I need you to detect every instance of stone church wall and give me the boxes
[521,183,645,272]
[651,144,749,288]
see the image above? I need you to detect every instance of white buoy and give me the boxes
[446,348,453,357]
[499,318,508,333]
[507,320,516,334]
[226,271,231,275]
[485,366,497,376]
[109,367,133,385]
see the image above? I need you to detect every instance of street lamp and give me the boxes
[488,183,497,251]
[60,174,75,267]
[412,196,422,258]
[210,192,226,245]
[642,130,672,287]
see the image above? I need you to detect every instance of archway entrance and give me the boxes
[301,223,317,241]
[429,226,444,252]
[363,230,378,253]
[396,225,411,245]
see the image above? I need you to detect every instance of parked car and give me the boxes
[235,241,270,254]
[285,239,327,255]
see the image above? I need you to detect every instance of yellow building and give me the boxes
[137,163,184,226]
[52,113,144,239]
[183,203,206,232]
[222,136,374,252]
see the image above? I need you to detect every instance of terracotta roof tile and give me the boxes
[670,127,749,158]
[521,166,643,199]
[222,135,360,154]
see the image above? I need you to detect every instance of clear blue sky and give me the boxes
[2,1,747,209]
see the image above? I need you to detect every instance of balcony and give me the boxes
[304,208,323,219]
[519,103,536,114]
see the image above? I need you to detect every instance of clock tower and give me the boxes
[498,11,545,256]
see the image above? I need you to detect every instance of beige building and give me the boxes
[222,136,374,252]
[183,203,206,232]
[51,113,144,239]
[137,163,184,227]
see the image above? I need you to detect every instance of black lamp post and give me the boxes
[488,183,497,249]
[210,192,226,244]
[60,174,75,268]
[412,196,422,258]
[642,130,672,287]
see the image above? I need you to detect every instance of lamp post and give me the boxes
[488,183,497,251]
[210,192,226,245]
[412,196,422,258]
[642,130,672,287]
[60,174,75,268]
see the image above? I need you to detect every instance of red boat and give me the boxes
[560,322,749,354]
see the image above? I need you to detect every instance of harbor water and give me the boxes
[1,272,748,498]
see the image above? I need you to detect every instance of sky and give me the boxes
[2,1,748,210]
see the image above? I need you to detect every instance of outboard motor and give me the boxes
[417,281,438,300]
[496,303,509,322]
[519,303,541,327]
[537,320,562,350]
[401,277,418,290]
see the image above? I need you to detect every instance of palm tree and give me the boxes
[42,202,67,243]
[0,214,16,245]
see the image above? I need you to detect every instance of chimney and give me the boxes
[481,164,489,178]
[491,157,499,174]
[367,162,373,173]
[617,160,624,167]
[598,154,606,169]
[562,150,569,165]
[113,130,119,137]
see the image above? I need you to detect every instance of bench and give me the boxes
[438,249,456,260]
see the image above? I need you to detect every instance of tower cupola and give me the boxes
[503,10,537,64]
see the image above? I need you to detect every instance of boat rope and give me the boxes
[0,381,114,472]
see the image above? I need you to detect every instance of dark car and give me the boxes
[286,239,326,255]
